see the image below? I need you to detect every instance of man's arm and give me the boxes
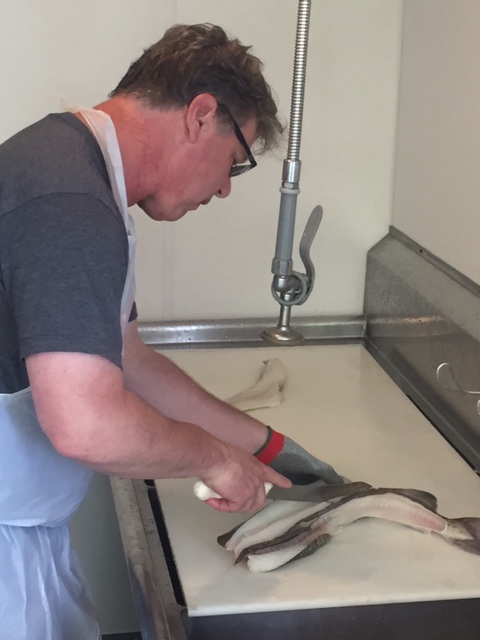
[122,322,345,486]
[122,320,270,453]
[26,350,291,513]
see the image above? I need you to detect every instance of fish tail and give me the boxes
[442,517,480,556]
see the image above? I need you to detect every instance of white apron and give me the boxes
[0,108,136,640]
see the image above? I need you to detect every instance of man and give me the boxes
[0,23,343,639]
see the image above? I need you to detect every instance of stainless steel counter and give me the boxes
[111,228,480,639]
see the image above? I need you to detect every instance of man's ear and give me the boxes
[185,93,218,143]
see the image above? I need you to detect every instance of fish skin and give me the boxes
[235,522,314,564]
[217,523,243,549]
[378,487,438,512]
[246,534,332,573]
[220,486,480,572]
[247,540,311,573]
[293,533,332,561]
[272,487,443,537]
[446,517,480,555]
[218,500,320,551]
[232,502,328,562]
[217,482,373,552]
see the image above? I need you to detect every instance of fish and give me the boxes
[226,358,287,412]
[216,482,372,557]
[217,486,480,572]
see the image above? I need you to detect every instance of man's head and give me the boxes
[110,23,283,155]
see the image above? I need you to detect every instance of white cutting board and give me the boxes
[154,344,480,616]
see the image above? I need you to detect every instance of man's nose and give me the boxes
[216,177,232,199]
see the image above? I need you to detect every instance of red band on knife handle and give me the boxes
[254,427,285,465]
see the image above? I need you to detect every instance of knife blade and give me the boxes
[267,480,371,502]
[193,479,371,503]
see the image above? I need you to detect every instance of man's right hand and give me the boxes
[200,444,291,513]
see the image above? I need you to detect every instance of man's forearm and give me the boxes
[122,325,268,454]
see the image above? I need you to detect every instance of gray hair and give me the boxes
[110,23,284,153]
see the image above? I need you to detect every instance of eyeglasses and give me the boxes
[217,103,257,177]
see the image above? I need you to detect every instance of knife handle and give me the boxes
[193,480,273,501]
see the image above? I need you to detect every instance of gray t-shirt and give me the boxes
[0,112,135,393]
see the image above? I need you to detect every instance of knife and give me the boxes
[193,479,371,503]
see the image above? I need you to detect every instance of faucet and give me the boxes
[262,0,322,345]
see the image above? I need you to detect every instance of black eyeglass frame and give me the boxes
[217,103,257,177]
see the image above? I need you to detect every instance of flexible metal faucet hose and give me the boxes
[288,0,311,163]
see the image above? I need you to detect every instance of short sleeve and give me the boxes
[0,192,129,368]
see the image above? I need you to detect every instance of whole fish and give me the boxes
[217,486,480,572]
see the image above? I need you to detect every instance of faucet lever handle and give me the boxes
[437,362,480,416]
[297,205,323,303]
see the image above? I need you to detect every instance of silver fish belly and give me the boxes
[217,486,480,573]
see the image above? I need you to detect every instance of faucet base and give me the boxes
[261,326,304,346]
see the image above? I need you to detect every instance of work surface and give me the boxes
[154,344,480,617]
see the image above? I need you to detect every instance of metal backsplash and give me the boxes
[364,227,480,473]
[139,316,364,349]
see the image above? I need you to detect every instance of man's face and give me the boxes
[137,114,258,222]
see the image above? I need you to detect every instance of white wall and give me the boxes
[393,0,480,285]
[0,0,173,133]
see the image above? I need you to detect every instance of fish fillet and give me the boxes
[226,358,287,411]
[218,486,480,572]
